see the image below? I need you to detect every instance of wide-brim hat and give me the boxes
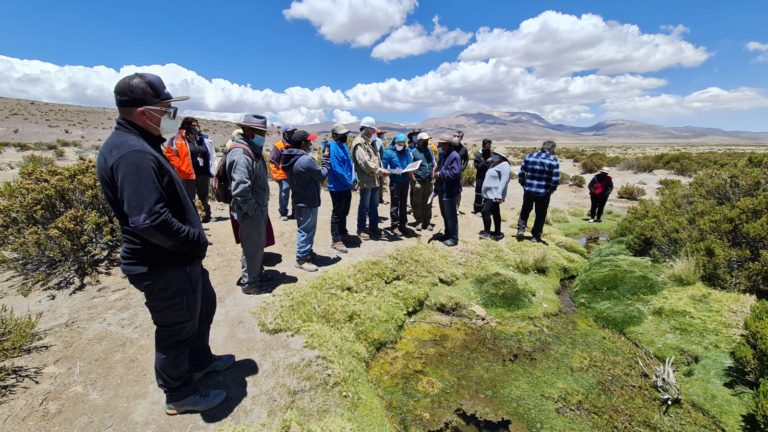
[599,167,610,174]
[237,114,268,131]
[492,147,509,160]
[437,133,454,144]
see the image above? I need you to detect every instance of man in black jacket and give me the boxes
[96,73,233,415]
[473,139,493,214]
[453,130,469,213]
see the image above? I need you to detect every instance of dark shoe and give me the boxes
[165,389,226,415]
[242,284,272,295]
[492,232,505,241]
[442,239,458,247]
[259,271,273,283]
[532,236,544,243]
[390,227,403,236]
[296,259,318,272]
[235,277,245,287]
[479,231,492,240]
[193,354,236,381]
[332,241,348,253]
[516,229,525,240]
[287,214,296,220]
[407,221,420,227]
[594,219,603,223]
[370,229,383,240]
[201,215,211,223]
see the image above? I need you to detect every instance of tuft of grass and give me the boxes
[668,253,700,286]
[0,305,41,398]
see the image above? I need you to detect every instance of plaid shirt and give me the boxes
[519,150,560,196]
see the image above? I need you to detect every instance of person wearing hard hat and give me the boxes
[351,116,391,240]
[381,133,415,236]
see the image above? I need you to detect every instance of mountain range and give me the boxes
[301,111,768,143]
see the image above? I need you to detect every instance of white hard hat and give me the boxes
[417,132,430,140]
[360,116,376,128]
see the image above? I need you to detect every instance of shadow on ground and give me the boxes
[199,358,259,423]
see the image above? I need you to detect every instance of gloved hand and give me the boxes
[414,182,422,190]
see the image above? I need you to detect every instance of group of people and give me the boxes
[96,73,614,415]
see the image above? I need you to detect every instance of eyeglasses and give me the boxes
[142,106,178,120]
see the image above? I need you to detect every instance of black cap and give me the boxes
[289,130,318,146]
[114,73,189,108]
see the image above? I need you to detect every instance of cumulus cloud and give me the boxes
[604,87,768,119]
[283,0,417,47]
[371,16,473,60]
[459,11,709,76]
[746,41,768,62]
[332,108,358,123]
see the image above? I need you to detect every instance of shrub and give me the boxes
[616,184,646,200]
[52,148,65,159]
[756,379,768,430]
[732,300,768,385]
[0,158,120,292]
[0,305,40,398]
[616,166,768,295]
[559,172,571,185]
[461,164,476,187]
[570,175,586,188]
[578,152,622,174]
[668,253,700,286]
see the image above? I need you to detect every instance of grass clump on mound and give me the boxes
[472,271,533,310]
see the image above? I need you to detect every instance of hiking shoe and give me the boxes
[479,231,492,240]
[532,236,544,243]
[492,233,505,241]
[442,239,458,247]
[280,215,288,221]
[594,219,603,223]
[370,229,383,240]
[390,227,403,236]
[242,284,271,295]
[258,271,273,283]
[516,229,525,239]
[296,259,318,272]
[193,354,235,381]
[165,389,226,415]
[331,241,348,253]
[587,218,595,223]
[357,231,370,240]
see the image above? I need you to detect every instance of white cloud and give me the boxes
[459,11,709,76]
[371,16,472,60]
[332,109,358,123]
[604,87,768,119]
[746,41,768,62]
[283,0,417,47]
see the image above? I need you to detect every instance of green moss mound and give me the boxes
[472,271,533,310]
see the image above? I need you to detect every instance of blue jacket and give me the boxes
[324,139,355,192]
[381,146,413,183]
[519,150,560,196]
[437,148,462,199]
[281,148,329,208]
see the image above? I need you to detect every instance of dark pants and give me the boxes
[412,180,433,228]
[482,200,501,234]
[473,177,485,213]
[182,179,196,204]
[517,192,551,238]
[195,174,211,218]
[126,262,216,403]
[590,194,608,220]
[330,189,352,242]
[390,181,410,229]
[439,196,459,242]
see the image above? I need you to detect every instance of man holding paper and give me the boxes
[381,133,416,236]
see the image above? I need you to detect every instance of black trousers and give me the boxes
[590,194,608,220]
[473,177,485,213]
[330,189,352,242]
[481,200,501,234]
[390,181,410,229]
[517,192,551,238]
[195,174,211,218]
[126,261,216,403]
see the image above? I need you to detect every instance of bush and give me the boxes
[578,152,622,174]
[570,175,586,188]
[617,166,768,295]
[732,300,768,385]
[461,164,476,187]
[0,158,120,292]
[0,305,40,398]
[616,184,646,200]
[559,172,571,185]
[756,379,768,430]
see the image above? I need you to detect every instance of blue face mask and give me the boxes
[492,154,500,162]
[247,134,265,150]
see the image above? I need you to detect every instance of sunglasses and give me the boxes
[143,106,178,120]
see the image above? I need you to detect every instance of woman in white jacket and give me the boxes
[479,147,511,241]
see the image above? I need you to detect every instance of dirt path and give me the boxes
[0,166,678,431]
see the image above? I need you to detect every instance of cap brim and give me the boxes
[307,134,318,141]
[333,128,350,134]
[163,95,190,103]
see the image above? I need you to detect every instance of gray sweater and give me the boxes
[226,134,270,216]
[481,161,511,201]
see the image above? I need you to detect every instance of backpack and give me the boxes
[212,143,256,204]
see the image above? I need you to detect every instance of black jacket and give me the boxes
[473,150,492,181]
[97,118,208,274]
[457,144,469,170]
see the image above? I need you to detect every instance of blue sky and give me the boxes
[1,0,767,130]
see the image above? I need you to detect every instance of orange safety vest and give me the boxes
[269,139,289,181]
[165,131,196,180]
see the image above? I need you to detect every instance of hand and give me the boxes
[486,158,492,164]
[323,148,330,157]
[414,182,422,190]
[495,198,503,203]
[381,171,392,177]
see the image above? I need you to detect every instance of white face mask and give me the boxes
[395,144,404,151]
[147,108,181,137]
